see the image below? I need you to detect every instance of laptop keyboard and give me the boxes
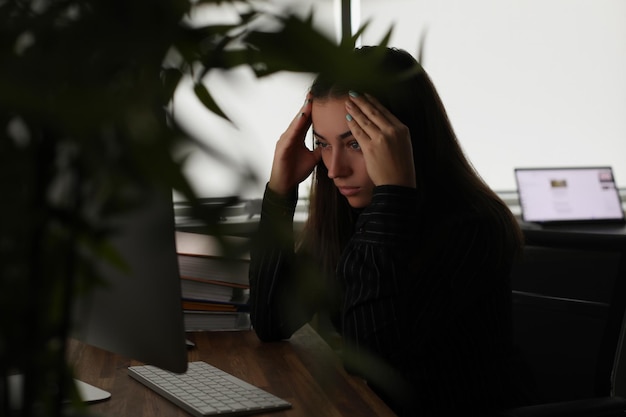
[128,361,291,416]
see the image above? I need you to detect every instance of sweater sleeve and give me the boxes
[248,186,319,341]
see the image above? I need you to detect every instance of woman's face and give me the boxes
[311,98,375,208]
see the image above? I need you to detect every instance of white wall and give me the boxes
[359,0,626,191]
[172,0,337,200]
[174,0,626,199]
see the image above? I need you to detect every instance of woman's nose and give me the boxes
[326,150,351,179]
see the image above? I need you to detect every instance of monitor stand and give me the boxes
[74,379,111,402]
[8,374,111,409]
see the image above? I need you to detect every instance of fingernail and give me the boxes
[348,90,360,98]
[345,114,353,121]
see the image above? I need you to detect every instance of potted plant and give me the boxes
[0,1,391,415]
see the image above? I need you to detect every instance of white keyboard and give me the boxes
[128,361,291,416]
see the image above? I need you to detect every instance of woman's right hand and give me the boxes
[268,95,321,196]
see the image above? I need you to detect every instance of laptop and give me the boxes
[515,167,626,233]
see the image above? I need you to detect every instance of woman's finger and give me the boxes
[346,91,406,136]
[347,92,388,130]
[360,93,403,126]
[344,102,375,144]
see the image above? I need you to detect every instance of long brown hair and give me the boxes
[298,46,523,277]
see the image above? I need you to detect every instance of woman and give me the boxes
[249,46,528,415]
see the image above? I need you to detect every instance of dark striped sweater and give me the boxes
[249,184,530,416]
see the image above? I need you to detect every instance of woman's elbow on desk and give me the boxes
[249,310,294,342]
[251,324,292,342]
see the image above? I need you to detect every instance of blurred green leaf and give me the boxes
[193,82,231,122]
[162,68,184,104]
[0,1,403,415]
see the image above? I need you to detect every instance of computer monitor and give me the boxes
[10,185,188,407]
[72,185,188,376]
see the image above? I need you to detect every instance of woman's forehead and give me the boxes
[311,99,350,139]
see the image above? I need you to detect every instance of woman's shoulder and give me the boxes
[448,195,523,259]
[431,194,519,242]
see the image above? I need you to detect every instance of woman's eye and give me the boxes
[349,141,361,150]
[314,140,329,149]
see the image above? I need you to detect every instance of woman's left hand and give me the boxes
[345,92,416,188]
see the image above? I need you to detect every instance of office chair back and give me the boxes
[511,242,626,404]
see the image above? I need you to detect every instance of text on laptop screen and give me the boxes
[515,167,625,223]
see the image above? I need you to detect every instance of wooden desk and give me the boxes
[68,325,396,417]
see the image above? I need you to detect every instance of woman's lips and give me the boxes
[338,186,360,197]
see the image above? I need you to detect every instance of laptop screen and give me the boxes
[515,167,625,224]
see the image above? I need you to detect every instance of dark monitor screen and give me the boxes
[72,186,188,374]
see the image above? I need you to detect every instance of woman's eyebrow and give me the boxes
[312,130,353,140]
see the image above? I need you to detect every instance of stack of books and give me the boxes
[175,231,251,331]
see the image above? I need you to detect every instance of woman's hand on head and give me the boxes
[268,95,322,196]
[345,92,417,188]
